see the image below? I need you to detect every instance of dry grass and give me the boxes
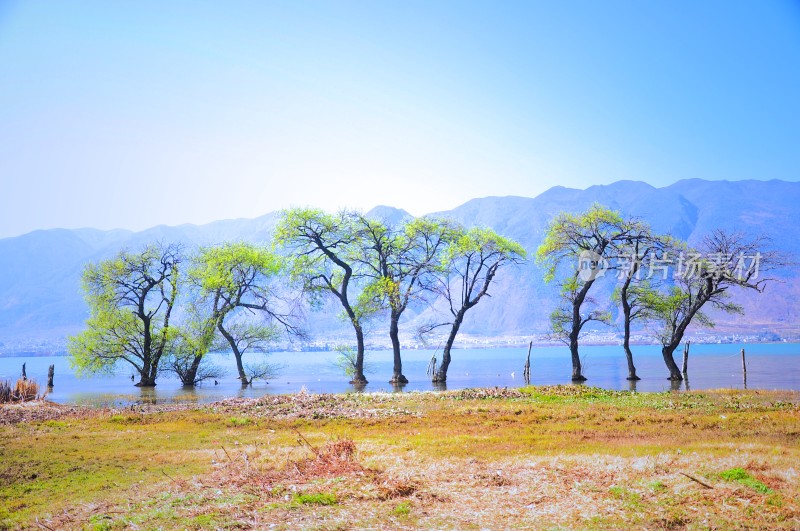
[1,387,799,529]
[0,378,40,404]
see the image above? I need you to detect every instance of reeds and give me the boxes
[0,378,40,403]
[0,380,10,403]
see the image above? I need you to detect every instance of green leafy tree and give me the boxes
[537,204,640,381]
[429,227,526,383]
[611,226,675,380]
[275,208,375,385]
[69,242,181,387]
[169,322,225,386]
[357,215,456,384]
[640,230,777,380]
[188,242,301,386]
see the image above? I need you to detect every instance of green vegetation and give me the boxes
[275,208,525,386]
[537,204,777,383]
[68,242,181,387]
[393,501,411,516]
[537,204,647,381]
[718,467,773,494]
[293,491,338,506]
[429,226,526,383]
[186,241,296,386]
[65,204,776,390]
[1,388,798,529]
[275,208,377,385]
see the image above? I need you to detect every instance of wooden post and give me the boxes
[426,353,437,378]
[681,341,690,376]
[741,348,747,389]
[21,363,27,381]
[523,341,532,382]
[741,348,747,376]
[47,365,55,388]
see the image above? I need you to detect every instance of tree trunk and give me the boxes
[622,321,639,380]
[623,342,639,381]
[523,341,532,382]
[218,322,248,384]
[661,344,683,381]
[661,294,710,381]
[620,280,639,380]
[569,279,593,381]
[350,324,368,385]
[433,311,464,383]
[181,355,203,386]
[569,331,586,381]
[388,314,407,384]
[136,368,157,387]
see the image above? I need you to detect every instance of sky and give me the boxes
[1,1,799,238]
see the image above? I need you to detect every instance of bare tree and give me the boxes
[215,320,282,386]
[641,230,779,380]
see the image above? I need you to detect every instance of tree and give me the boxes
[275,208,375,385]
[537,204,639,381]
[168,318,223,386]
[214,320,282,385]
[429,227,526,383]
[69,242,181,387]
[611,227,674,380]
[640,230,777,381]
[188,242,302,386]
[357,215,455,384]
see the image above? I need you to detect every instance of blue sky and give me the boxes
[1,1,798,237]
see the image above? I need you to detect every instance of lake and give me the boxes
[1,343,798,406]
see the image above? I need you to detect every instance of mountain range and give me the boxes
[1,179,798,354]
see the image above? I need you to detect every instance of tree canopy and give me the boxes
[69,242,181,387]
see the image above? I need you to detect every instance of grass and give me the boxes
[293,491,338,506]
[718,467,773,494]
[1,387,799,529]
[393,500,411,516]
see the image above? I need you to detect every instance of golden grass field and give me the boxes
[1,386,798,530]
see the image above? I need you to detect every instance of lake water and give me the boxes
[1,343,798,406]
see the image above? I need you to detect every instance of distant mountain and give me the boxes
[1,179,798,353]
[366,205,414,225]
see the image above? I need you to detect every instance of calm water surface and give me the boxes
[1,343,798,406]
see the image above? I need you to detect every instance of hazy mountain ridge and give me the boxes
[1,179,798,352]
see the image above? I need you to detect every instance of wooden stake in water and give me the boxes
[47,364,55,388]
[741,348,747,375]
[681,341,690,375]
[741,347,747,389]
[523,341,532,382]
